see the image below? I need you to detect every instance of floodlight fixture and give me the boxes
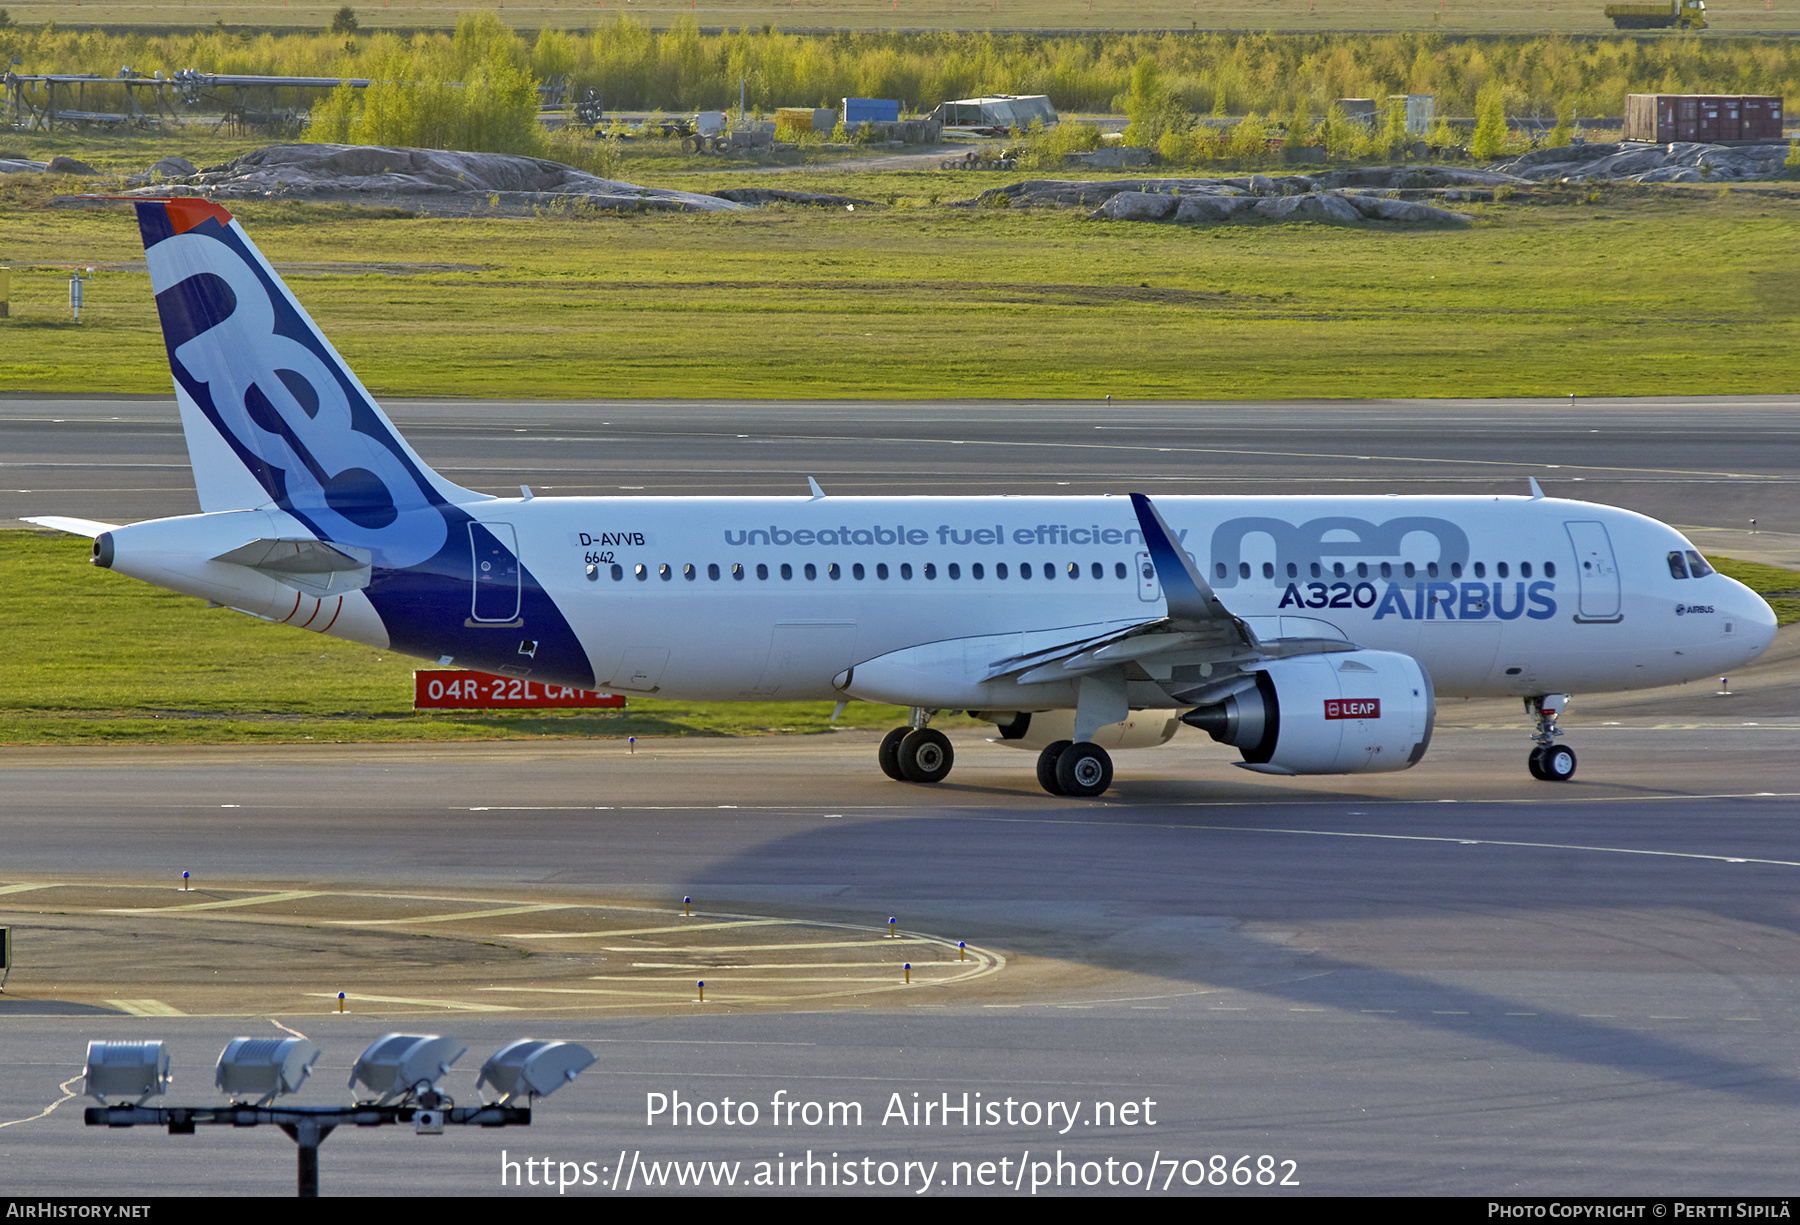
[476,1039,596,1105]
[84,1040,171,1105]
[347,1033,467,1106]
[215,1036,320,1106]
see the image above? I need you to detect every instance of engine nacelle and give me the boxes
[971,709,1182,752]
[1182,650,1434,775]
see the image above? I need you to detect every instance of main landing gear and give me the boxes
[879,709,954,784]
[1526,694,1577,782]
[1036,740,1113,799]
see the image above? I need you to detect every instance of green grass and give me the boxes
[1702,554,1800,627]
[0,530,954,744]
[6,529,1793,745]
[4,176,1800,401]
[6,1,1800,36]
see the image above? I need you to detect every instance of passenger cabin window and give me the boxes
[1286,563,1298,578]
[948,563,961,580]
[756,563,769,580]
[1115,563,1127,579]
[708,563,720,581]
[853,563,866,580]
[1545,562,1556,578]
[924,563,937,579]
[973,563,985,579]
[997,563,1009,580]
[732,563,744,580]
[1093,563,1105,579]
[1427,562,1439,578]
[1497,562,1509,578]
[877,563,889,580]
[901,563,913,580]
[1473,562,1485,579]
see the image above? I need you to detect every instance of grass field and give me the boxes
[0,529,947,743]
[8,0,1800,35]
[3,164,1800,400]
[3,530,1791,745]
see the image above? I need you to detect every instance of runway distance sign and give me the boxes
[414,670,626,710]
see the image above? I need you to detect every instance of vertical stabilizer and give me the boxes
[134,198,484,569]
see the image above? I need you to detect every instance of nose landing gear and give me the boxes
[1526,695,1576,781]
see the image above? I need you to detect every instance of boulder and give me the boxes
[46,156,98,176]
[1173,195,1255,223]
[147,155,197,181]
[1099,191,1180,221]
[1347,194,1470,224]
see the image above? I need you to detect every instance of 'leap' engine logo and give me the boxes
[1323,698,1381,720]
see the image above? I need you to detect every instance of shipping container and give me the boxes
[843,97,901,125]
[1624,94,1784,143]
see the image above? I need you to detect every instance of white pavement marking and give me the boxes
[0,1075,83,1131]
[505,919,793,939]
[0,883,57,896]
[105,890,327,914]
[324,903,572,926]
[306,992,518,1012]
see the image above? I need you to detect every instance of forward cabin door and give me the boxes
[1564,520,1623,622]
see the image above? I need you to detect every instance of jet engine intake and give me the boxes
[1181,650,1434,775]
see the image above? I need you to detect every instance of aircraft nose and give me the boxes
[1730,579,1778,663]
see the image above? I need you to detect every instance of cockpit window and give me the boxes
[1685,550,1713,578]
[1667,551,1689,580]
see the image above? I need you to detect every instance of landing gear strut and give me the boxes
[1525,694,1576,782]
[879,709,954,784]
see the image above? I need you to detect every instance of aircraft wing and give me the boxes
[977,493,1362,692]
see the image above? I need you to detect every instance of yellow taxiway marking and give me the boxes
[503,919,793,939]
[306,992,518,1012]
[324,903,572,927]
[105,890,327,914]
[106,999,186,1016]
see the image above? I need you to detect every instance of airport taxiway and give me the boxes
[2,397,1797,1195]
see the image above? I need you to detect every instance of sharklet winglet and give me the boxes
[1128,492,1257,647]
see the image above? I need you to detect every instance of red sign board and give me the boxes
[414,670,626,710]
[1323,698,1380,720]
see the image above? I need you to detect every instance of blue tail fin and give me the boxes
[135,198,485,569]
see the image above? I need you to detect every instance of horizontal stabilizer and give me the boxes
[213,537,371,573]
[21,516,121,538]
[213,537,372,597]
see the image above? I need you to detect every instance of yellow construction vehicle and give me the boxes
[1604,0,1706,29]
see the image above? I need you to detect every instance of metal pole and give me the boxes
[279,1119,334,1197]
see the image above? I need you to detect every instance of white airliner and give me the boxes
[26,198,1779,797]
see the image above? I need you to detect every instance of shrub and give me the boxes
[1471,85,1507,160]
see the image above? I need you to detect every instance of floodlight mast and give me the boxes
[83,1034,593,1197]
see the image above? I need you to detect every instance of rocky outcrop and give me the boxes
[1493,140,1795,184]
[968,164,1521,213]
[113,143,746,213]
[1088,179,1470,226]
